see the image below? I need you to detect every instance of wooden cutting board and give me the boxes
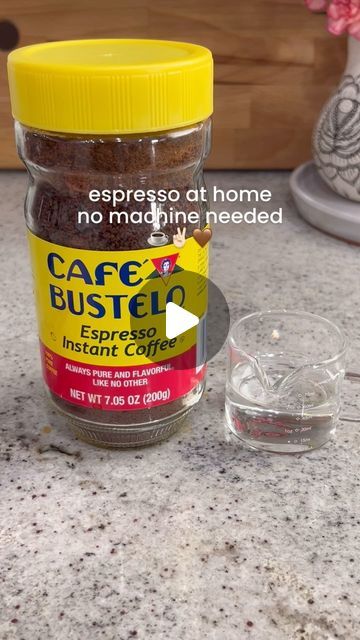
[0,0,346,169]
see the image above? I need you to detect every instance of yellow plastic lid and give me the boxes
[7,39,213,135]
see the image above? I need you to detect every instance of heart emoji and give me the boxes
[193,228,212,247]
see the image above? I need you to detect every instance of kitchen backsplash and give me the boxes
[0,0,346,169]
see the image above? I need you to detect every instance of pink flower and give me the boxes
[305,0,328,10]
[306,0,360,40]
[328,0,360,37]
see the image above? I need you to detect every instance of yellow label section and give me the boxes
[28,232,208,366]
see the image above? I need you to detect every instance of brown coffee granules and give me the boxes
[20,123,209,251]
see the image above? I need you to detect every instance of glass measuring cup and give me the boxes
[225,310,356,453]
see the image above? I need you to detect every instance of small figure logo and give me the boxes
[149,253,180,284]
[160,258,172,276]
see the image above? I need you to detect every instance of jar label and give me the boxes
[28,232,208,411]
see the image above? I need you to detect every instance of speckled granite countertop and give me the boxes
[1,171,360,640]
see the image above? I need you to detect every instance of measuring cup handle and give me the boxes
[341,371,360,423]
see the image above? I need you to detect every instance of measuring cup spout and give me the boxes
[247,353,310,396]
[246,353,272,392]
[272,364,309,393]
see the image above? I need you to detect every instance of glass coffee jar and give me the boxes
[8,39,213,447]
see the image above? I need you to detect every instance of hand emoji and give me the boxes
[173,226,186,249]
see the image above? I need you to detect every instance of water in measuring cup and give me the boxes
[225,355,339,453]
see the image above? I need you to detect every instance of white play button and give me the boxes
[165,302,199,340]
